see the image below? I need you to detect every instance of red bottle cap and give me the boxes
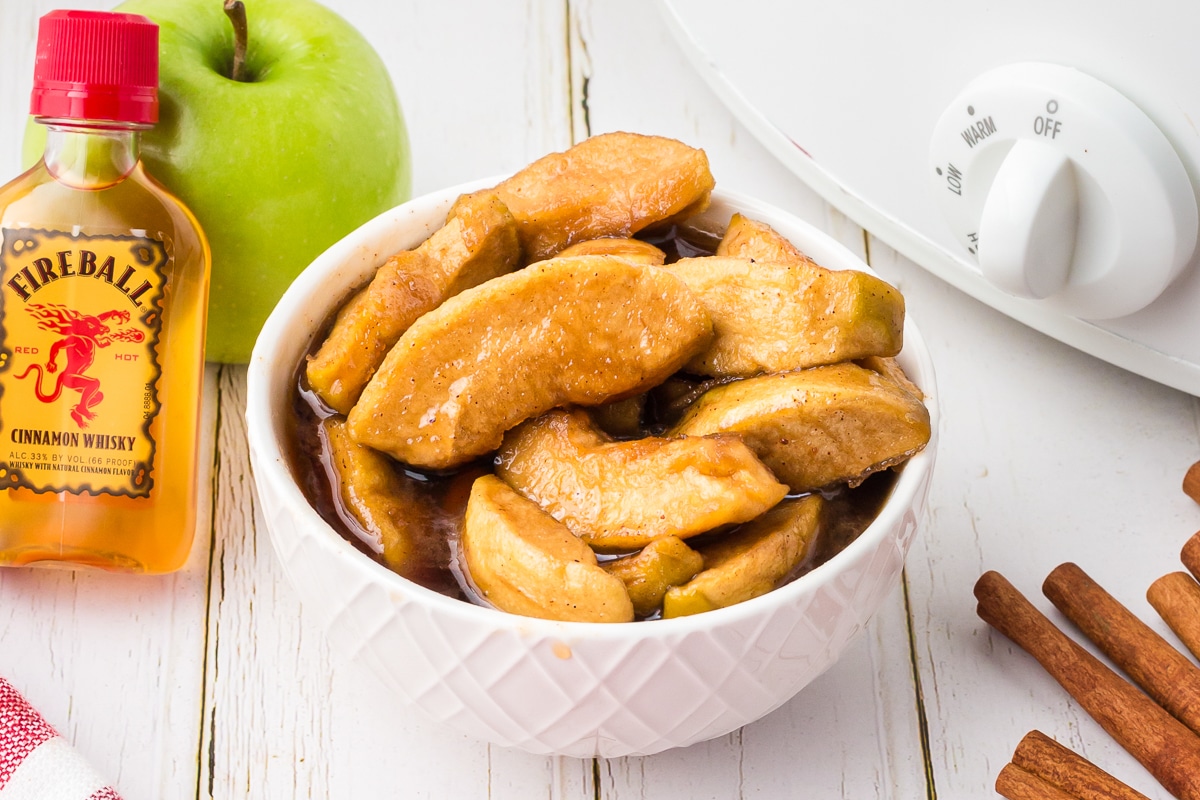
[30,10,159,125]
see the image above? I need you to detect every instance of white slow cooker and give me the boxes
[661,0,1200,395]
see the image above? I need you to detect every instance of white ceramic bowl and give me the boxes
[245,182,939,758]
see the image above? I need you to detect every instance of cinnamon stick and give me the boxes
[1012,730,1150,800]
[1183,531,1200,583]
[1043,562,1200,737]
[996,763,1079,800]
[974,570,1200,800]
[1148,572,1200,662]
[1183,461,1200,506]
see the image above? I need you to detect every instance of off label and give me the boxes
[1033,99,1064,139]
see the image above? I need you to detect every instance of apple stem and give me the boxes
[223,0,249,82]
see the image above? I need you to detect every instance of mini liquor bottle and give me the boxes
[0,10,211,572]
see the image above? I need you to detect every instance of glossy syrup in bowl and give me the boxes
[281,223,898,617]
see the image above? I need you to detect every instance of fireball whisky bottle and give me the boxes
[0,11,211,572]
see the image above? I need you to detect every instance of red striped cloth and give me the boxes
[0,678,121,800]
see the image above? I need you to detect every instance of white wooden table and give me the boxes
[2,2,1199,798]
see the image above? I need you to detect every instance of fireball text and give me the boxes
[5,249,153,307]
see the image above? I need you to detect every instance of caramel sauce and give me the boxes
[283,225,897,613]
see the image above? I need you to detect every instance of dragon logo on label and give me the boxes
[14,303,146,429]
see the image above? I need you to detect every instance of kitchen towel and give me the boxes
[0,677,121,799]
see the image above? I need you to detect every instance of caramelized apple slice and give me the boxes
[602,536,704,618]
[715,212,812,263]
[856,355,924,401]
[663,495,823,618]
[665,253,905,377]
[451,132,714,261]
[347,255,712,469]
[590,394,646,439]
[553,237,666,265]
[670,363,930,492]
[496,408,787,552]
[462,475,633,623]
[306,191,519,413]
[321,418,451,588]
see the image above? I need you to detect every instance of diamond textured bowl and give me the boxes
[245,181,939,758]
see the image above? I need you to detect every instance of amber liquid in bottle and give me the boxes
[0,122,210,572]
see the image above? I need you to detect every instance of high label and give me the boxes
[0,228,166,497]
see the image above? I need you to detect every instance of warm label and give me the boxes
[0,229,166,497]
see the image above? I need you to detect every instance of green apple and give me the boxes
[25,0,411,363]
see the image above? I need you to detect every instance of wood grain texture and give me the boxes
[0,0,104,175]
[0,363,217,800]
[2,0,1197,798]
[341,0,574,194]
[867,227,1200,799]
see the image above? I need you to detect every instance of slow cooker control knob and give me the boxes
[929,62,1198,319]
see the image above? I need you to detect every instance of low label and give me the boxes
[1033,99,1064,139]
[944,162,964,195]
[0,228,166,497]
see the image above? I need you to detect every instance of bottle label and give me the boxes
[0,228,166,497]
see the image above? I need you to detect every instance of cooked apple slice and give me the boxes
[667,211,902,376]
[857,355,924,401]
[321,418,451,588]
[347,255,713,469]
[602,536,704,618]
[496,408,787,552]
[462,475,633,622]
[645,374,733,427]
[305,257,438,414]
[663,253,905,377]
[306,191,520,413]
[670,363,930,492]
[451,132,714,261]
[662,495,824,618]
[590,394,646,439]
[553,237,666,265]
[715,212,812,263]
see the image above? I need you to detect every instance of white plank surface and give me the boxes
[0,352,216,800]
[882,227,1200,798]
[1,1,1199,799]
